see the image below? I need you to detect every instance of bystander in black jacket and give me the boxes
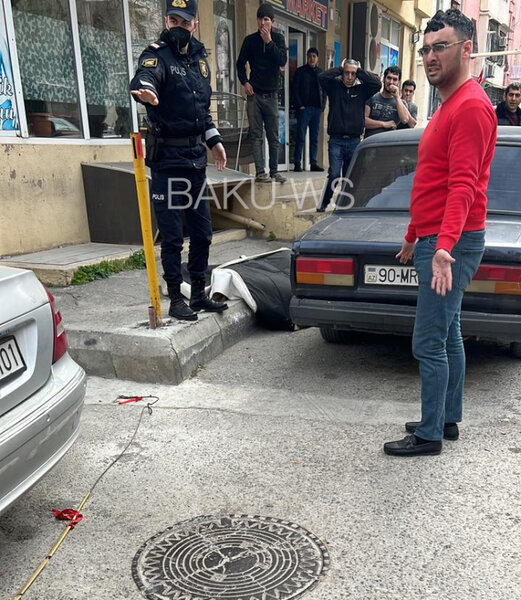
[130,30,222,169]
[236,30,287,93]
[292,63,326,109]
[319,67,381,137]
[496,101,521,126]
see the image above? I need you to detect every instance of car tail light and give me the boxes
[296,257,354,286]
[45,288,69,363]
[467,264,521,295]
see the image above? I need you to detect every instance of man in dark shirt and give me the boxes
[365,66,413,137]
[292,47,326,172]
[316,58,380,212]
[496,83,521,126]
[398,79,418,129]
[236,3,287,183]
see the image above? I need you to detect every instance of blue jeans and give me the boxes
[247,92,279,176]
[293,106,322,167]
[319,136,359,210]
[412,230,485,441]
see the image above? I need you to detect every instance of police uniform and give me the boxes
[130,2,227,320]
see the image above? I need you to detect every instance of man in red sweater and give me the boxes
[384,9,497,456]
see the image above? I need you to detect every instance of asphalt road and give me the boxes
[1,328,520,600]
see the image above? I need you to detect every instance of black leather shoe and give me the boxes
[316,207,325,213]
[310,164,324,172]
[169,297,198,321]
[190,279,228,313]
[383,434,442,456]
[293,165,303,172]
[405,421,459,440]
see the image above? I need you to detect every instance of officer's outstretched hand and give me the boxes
[212,143,227,171]
[130,89,159,106]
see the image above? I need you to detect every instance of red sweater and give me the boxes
[405,79,497,253]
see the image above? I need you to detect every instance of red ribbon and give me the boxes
[53,508,83,529]
[118,396,143,405]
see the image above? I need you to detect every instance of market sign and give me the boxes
[268,0,329,31]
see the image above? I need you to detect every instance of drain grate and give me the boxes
[132,514,330,599]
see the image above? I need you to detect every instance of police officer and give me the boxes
[130,0,228,321]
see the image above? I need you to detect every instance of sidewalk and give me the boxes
[53,237,290,384]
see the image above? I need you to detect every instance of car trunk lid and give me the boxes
[0,267,53,417]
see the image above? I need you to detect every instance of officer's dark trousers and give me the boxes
[151,168,212,287]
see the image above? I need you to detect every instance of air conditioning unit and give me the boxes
[350,2,382,72]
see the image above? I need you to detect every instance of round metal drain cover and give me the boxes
[132,514,330,599]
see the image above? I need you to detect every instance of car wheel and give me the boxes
[510,342,521,358]
[320,327,351,344]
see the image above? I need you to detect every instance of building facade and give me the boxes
[414,0,521,119]
[0,0,436,256]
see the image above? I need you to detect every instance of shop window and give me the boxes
[391,20,400,47]
[379,15,401,78]
[213,0,240,142]
[12,0,83,138]
[76,0,131,138]
[214,0,236,96]
[1,6,19,132]
[128,0,163,132]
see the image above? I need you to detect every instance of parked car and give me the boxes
[0,267,86,516]
[290,127,521,358]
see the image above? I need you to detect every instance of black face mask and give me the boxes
[166,26,191,52]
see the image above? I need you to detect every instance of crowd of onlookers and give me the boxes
[235,2,521,202]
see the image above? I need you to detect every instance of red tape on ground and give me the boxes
[53,508,83,529]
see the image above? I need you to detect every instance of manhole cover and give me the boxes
[132,514,330,599]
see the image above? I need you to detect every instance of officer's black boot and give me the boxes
[190,279,228,313]
[168,285,198,321]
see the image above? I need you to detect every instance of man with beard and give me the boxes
[384,9,497,456]
[495,83,521,126]
[130,0,228,322]
[364,66,413,137]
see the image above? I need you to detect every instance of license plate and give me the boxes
[0,336,27,384]
[364,265,418,286]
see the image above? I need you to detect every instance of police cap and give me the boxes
[165,0,197,21]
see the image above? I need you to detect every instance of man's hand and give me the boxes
[259,26,272,44]
[212,142,227,171]
[244,82,254,96]
[382,120,397,130]
[299,106,306,110]
[389,84,399,98]
[431,249,455,296]
[396,239,415,264]
[130,89,159,106]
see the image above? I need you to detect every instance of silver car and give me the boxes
[0,266,86,515]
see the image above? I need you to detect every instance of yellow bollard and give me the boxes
[130,133,162,327]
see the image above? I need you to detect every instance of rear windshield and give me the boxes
[340,144,521,213]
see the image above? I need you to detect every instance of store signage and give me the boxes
[268,0,329,31]
[0,9,19,132]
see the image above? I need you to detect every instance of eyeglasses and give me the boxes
[418,40,467,58]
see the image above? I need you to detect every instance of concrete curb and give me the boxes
[66,299,256,384]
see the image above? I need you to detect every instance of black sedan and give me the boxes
[290,127,521,358]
